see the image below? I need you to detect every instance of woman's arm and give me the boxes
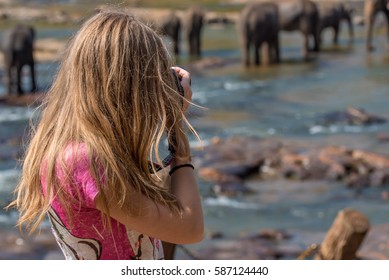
[95,67,203,244]
[94,162,203,244]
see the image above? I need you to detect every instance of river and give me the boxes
[0,19,389,259]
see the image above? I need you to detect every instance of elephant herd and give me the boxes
[1,0,389,96]
[0,6,206,96]
[240,0,389,66]
[158,5,205,57]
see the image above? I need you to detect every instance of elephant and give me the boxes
[185,6,205,57]
[1,24,36,95]
[238,1,280,67]
[364,0,389,51]
[160,11,181,55]
[318,3,354,46]
[277,0,320,60]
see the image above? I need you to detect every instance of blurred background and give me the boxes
[0,0,389,260]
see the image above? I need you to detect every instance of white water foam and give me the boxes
[0,106,36,123]
[309,125,364,135]
[224,80,265,91]
[204,196,262,210]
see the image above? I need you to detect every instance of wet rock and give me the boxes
[318,146,350,180]
[207,231,224,240]
[195,136,389,196]
[274,244,304,259]
[352,149,389,169]
[195,136,282,184]
[279,152,317,180]
[318,107,386,126]
[252,229,292,241]
[212,182,254,197]
[189,223,389,260]
[358,223,389,260]
[376,132,389,142]
[198,167,240,184]
[196,239,281,260]
[194,230,304,260]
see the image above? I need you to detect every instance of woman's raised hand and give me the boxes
[171,66,192,113]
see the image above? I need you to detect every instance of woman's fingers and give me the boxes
[171,67,192,112]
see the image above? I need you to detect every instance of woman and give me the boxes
[9,9,203,260]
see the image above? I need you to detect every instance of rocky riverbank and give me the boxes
[193,133,389,197]
[2,217,389,260]
[180,222,389,260]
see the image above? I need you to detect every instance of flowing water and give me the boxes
[0,21,389,258]
[192,24,389,238]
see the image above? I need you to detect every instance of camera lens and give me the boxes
[171,69,185,97]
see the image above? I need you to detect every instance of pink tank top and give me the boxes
[41,143,164,260]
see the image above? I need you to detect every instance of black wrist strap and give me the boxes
[169,163,194,176]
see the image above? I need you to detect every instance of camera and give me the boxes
[171,69,185,97]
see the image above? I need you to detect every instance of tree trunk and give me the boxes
[316,208,370,260]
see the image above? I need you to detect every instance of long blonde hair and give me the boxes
[10,10,195,233]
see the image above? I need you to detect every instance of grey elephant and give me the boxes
[238,1,280,67]
[1,24,36,95]
[318,3,354,46]
[364,0,389,51]
[160,12,181,55]
[278,0,320,59]
[185,6,205,57]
